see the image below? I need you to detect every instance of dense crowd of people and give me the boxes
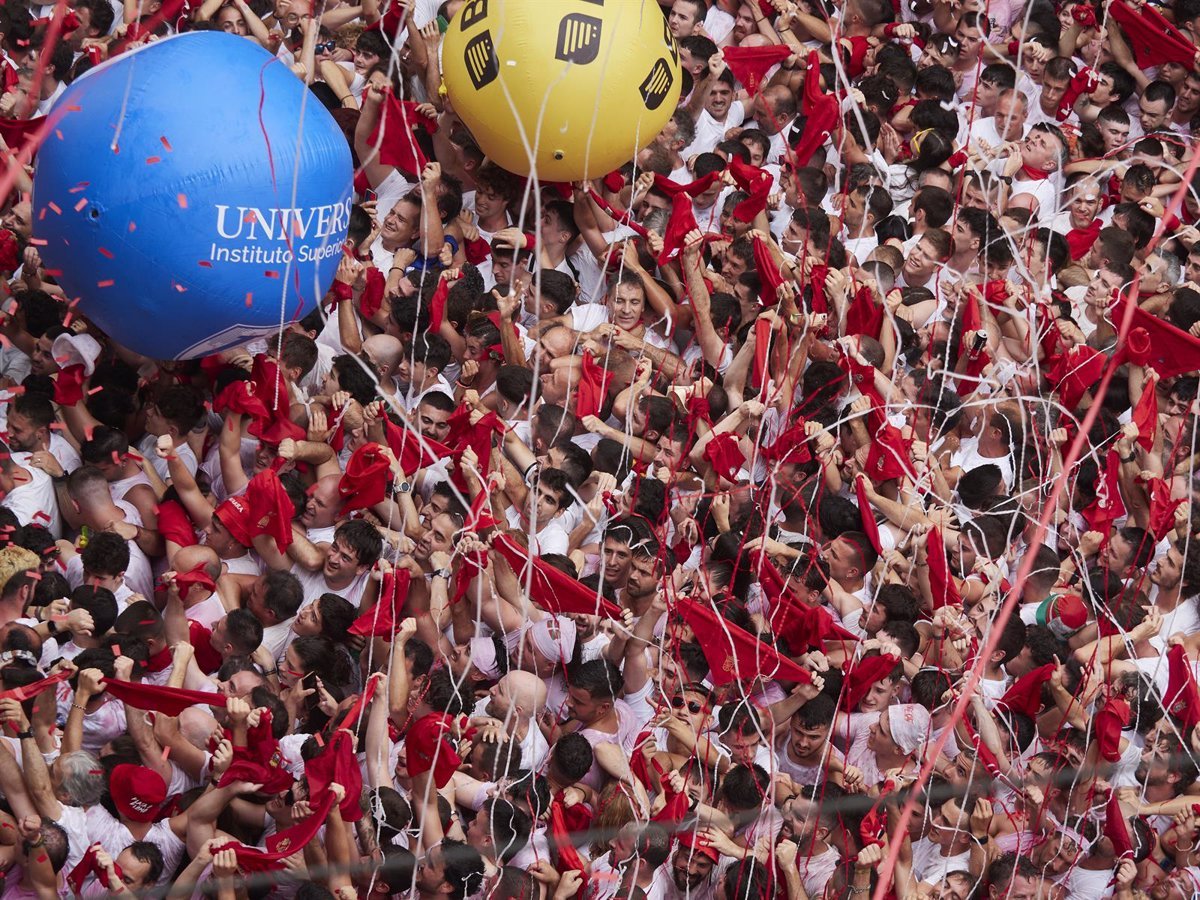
[0,0,1195,897]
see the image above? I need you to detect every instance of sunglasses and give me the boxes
[316,40,336,53]
[670,696,705,714]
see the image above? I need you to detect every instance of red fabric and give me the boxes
[53,365,85,406]
[1132,382,1157,452]
[548,801,588,894]
[728,159,773,223]
[1081,450,1127,541]
[338,442,391,513]
[0,116,45,159]
[1057,67,1099,121]
[602,170,625,193]
[303,730,363,821]
[359,266,386,319]
[1045,344,1106,411]
[926,527,962,608]
[1118,326,1154,367]
[752,236,785,307]
[348,568,412,638]
[754,552,858,651]
[1166,644,1200,732]
[427,278,450,333]
[492,534,623,619]
[213,379,270,422]
[652,172,721,199]
[840,653,900,712]
[102,678,227,716]
[576,353,613,419]
[366,91,438,177]
[752,317,772,391]
[381,416,452,476]
[406,712,461,788]
[658,192,702,266]
[246,465,295,552]
[703,432,746,483]
[843,35,872,79]
[215,794,336,872]
[1095,695,1130,762]
[676,596,812,686]
[760,418,813,467]
[156,499,196,548]
[0,669,70,702]
[442,405,504,493]
[864,420,915,484]
[845,286,883,339]
[840,354,884,408]
[1110,295,1200,377]
[67,846,123,896]
[1065,219,1102,261]
[1104,790,1134,859]
[855,477,882,554]
[860,807,887,848]
[247,355,305,443]
[1140,474,1185,541]
[463,237,492,265]
[219,711,293,794]
[1109,0,1198,68]
[997,663,1055,717]
[0,229,18,272]
[808,263,829,314]
[173,562,215,598]
[794,52,840,167]
[187,621,224,674]
[721,44,792,94]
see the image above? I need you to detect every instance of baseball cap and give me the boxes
[1036,592,1088,639]
[110,764,166,823]
[676,830,719,862]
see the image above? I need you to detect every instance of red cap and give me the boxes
[110,764,166,823]
[677,830,720,862]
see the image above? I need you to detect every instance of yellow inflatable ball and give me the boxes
[442,0,682,182]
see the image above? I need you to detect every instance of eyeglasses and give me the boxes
[316,40,336,53]
[670,696,705,714]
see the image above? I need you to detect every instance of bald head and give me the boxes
[364,334,404,378]
[302,474,344,530]
[501,670,548,720]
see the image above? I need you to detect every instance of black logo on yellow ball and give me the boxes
[555,13,602,64]
[639,58,673,110]
[464,31,499,90]
[458,0,488,30]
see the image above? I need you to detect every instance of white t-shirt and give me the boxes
[3,452,61,538]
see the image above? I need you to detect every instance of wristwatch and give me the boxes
[432,568,453,581]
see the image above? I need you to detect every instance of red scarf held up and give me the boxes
[845,286,883,340]
[1110,296,1200,378]
[702,432,746,483]
[721,44,792,94]
[752,236,785,308]
[1166,644,1200,732]
[366,91,438,177]
[1081,450,1127,541]
[1138,474,1185,541]
[214,793,337,872]
[840,652,900,712]
[1131,381,1157,452]
[675,595,813,686]
[67,846,124,896]
[727,159,773,223]
[793,52,840,167]
[101,678,227,716]
[492,534,623,619]
[926,526,962,608]
[1095,695,1130,762]
[1109,0,1198,68]
[303,729,364,821]
[854,477,882,554]
[338,442,392,513]
[575,353,613,419]
[348,567,413,638]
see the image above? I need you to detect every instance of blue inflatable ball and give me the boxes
[32,32,353,360]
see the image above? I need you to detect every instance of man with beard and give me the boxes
[665,833,719,899]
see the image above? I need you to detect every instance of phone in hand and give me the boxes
[364,189,378,203]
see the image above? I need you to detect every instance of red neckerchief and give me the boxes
[144,645,172,674]
[1018,164,1054,181]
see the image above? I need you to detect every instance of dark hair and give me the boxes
[720,764,772,813]
[551,732,594,783]
[80,532,130,579]
[569,659,620,703]
[223,609,264,656]
[331,354,378,406]
[261,571,303,622]
[332,519,384,569]
[153,385,205,434]
[440,839,487,900]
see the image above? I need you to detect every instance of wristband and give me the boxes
[331,280,353,302]
[15,729,32,740]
